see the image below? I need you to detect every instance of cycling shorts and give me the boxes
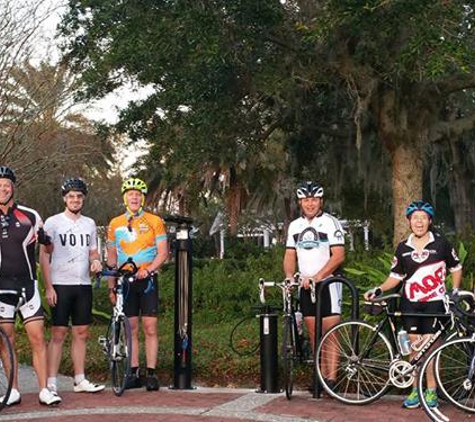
[401,298,447,334]
[124,275,158,318]
[299,282,342,318]
[0,278,43,324]
[51,285,93,327]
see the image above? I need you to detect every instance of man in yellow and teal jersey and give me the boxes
[107,177,168,391]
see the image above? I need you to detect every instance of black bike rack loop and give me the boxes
[313,276,359,398]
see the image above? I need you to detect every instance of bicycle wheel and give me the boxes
[420,337,475,414]
[316,320,394,405]
[0,328,14,412]
[109,316,132,396]
[282,315,296,400]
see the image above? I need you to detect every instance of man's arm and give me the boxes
[451,268,462,290]
[283,248,297,278]
[137,239,168,279]
[106,245,118,303]
[39,244,57,306]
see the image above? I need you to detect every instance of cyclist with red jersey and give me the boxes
[107,178,168,391]
[365,200,462,409]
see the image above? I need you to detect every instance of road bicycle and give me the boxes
[418,293,475,422]
[97,258,138,396]
[316,291,475,405]
[259,274,315,399]
[0,287,26,411]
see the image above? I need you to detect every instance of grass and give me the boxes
[14,308,316,389]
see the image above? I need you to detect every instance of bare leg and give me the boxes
[24,320,48,390]
[47,326,68,379]
[142,317,158,369]
[128,317,140,368]
[0,323,17,390]
[71,325,89,377]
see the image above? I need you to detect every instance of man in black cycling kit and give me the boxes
[0,166,61,406]
[283,181,345,391]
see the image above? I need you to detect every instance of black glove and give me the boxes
[449,288,459,301]
[37,228,52,245]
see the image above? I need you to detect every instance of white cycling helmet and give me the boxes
[296,181,324,199]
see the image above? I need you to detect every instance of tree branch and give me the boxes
[435,73,475,95]
[431,113,475,142]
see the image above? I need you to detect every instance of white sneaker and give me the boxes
[47,383,57,393]
[0,388,21,406]
[39,388,61,406]
[73,379,105,393]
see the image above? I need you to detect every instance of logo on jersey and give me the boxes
[405,263,447,302]
[334,230,344,242]
[59,233,92,247]
[411,250,430,263]
[297,227,320,250]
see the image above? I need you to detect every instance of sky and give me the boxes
[34,0,150,173]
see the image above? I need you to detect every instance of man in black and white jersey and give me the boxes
[0,166,61,406]
[40,179,105,395]
[283,181,345,391]
[365,200,462,409]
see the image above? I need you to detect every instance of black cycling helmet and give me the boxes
[0,166,16,184]
[296,181,324,199]
[405,200,435,219]
[62,178,88,196]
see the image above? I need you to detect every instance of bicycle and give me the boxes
[418,293,475,422]
[0,287,26,411]
[259,274,315,400]
[316,291,474,405]
[97,258,138,396]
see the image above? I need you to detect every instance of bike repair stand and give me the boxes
[257,305,280,393]
[163,214,194,390]
[313,276,359,398]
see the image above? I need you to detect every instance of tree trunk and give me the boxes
[377,88,424,246]
[390,142,423,245]
[448,140,475,234]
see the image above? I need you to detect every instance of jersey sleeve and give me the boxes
[154,216,167,243]
[328,217,345,246]
[107,219,117,248]
[90,220,99,251]
[43,217,55,241]
[285,222,296,249]
[389,243,406,280]
[444,238,462,272]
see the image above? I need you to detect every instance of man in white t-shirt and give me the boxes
[40,179,105,394]
[283,181,345,391]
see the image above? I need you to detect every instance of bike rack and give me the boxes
[163,214,194,390]
[257,304,280,394]
[313,276,359,398]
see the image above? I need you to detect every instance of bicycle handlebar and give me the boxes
[258,273,316,305]
[95,257,140,282]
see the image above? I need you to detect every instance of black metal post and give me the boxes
[313,276,359,398]
[163,214,194,390]
[257,305,280,393]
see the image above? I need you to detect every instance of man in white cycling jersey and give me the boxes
[283,181,345,391]
[40,179,105,394]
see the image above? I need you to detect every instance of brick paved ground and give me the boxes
[1,386,474,422]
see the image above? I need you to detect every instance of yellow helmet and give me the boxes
[121,178,148,195]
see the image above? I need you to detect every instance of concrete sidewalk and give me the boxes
[2,375,474,422]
